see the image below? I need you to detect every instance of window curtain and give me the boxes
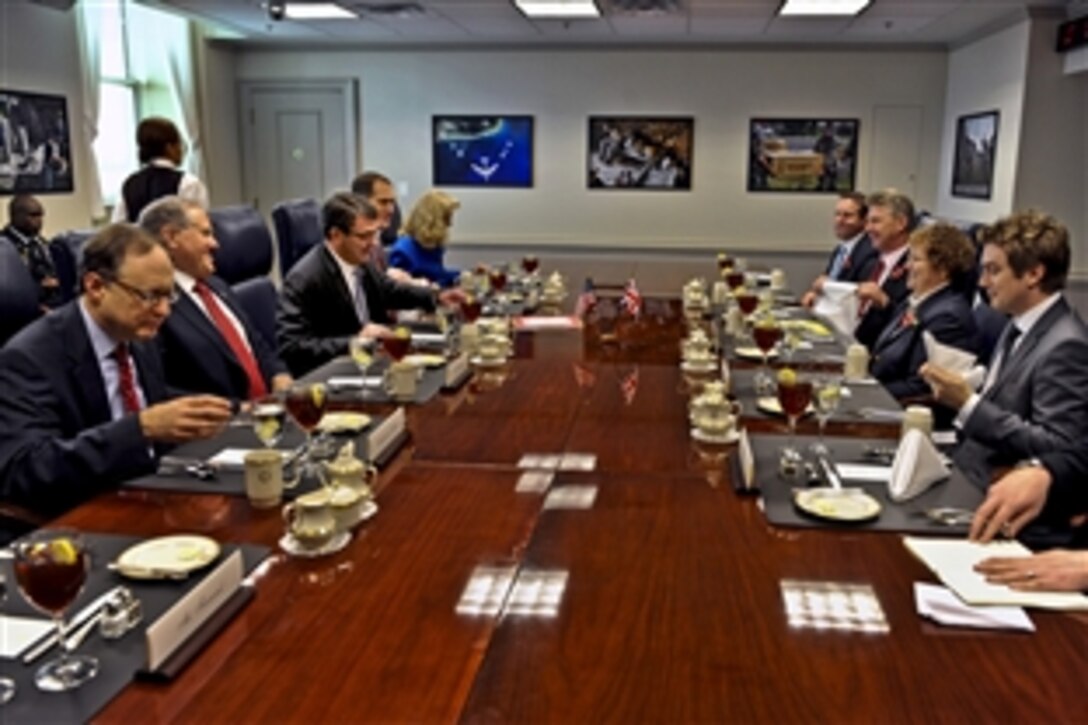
[161,19,206,185]
[75,0,104,220]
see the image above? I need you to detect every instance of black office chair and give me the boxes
[209,206,274,285]
[49,229,96,302]
[231,277,278,353]
[271,198,321,276]
[0,242,44,347]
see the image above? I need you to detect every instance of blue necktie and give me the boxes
[828,244,848,279]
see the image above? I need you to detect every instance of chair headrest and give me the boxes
[209,206,273,284]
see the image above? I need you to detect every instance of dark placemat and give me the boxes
[748,434,983,534]
[0,532,269,723]
[730,369,902,426]
[304,356,447,405]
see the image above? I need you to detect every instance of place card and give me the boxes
[738,428,756,491]
[146,549,243,671]
[365,407,406,462]
[515,470,554,493]
[543,485,597,510]
[327,376,382,389]
[443,353,469,388]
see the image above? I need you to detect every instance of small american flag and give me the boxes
[574,277,597,318]
[620,278,642,318]
[572,362,597,389]
[619,366,640,406]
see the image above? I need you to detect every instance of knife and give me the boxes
[817,455,844,490]
[21,585,124,664]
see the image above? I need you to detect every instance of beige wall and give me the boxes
[0,1,94,232]
[225,47,947,252]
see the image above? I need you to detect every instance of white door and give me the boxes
[239,80,357,213]
[869,105,922,200]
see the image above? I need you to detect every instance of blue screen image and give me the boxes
[433,116,533,187]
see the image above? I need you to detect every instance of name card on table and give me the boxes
[146,549,243,671]
[366,407,406,462]
[737,428,756,492]
[444,353,470,388]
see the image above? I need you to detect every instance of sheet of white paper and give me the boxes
[0,614,54,658]
[835,463,892,482]
[903,537,1088,610]
[327,376,383,389]
[913,582,1035,631]
[207,447,285,469]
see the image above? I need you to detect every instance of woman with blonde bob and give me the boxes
[388,190,461,288]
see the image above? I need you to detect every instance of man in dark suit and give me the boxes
[0,224,232,529]
[922,210,1088,490]
[853,189,915,349]
[800,191,878,308]
[1,194,64,309]
[277,193,463,376]
[140,196,291,402]
[869,223,978,404]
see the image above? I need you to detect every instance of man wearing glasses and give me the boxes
[0,223,232,537]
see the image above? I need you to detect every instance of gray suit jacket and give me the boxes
[953,297,1088,488]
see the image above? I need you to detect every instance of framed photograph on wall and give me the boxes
[587,116,693,190]
[432,115,534,188]
[951,110,999,199]
[748,118,859,193]
[0,88,74,195]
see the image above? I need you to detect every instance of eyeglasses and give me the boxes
[107,276,178,306]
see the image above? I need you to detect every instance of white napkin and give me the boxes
[813,281,859,336]
[0,615,54,658]
[913,582,1034,632]
[888,428,949,502]
[922,331,986,389]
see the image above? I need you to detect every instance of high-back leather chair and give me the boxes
[0,242,44,347]
[231,277,278,352]
[209,206,274,285]
[49,229,96,302]
[271,198,321,276]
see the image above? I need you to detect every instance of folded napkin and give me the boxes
[913,582,1034,632]
[923,331,986,389]
[813,281,858,336]
[888,428,949,502]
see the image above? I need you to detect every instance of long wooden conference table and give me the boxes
[51,300,1087,723]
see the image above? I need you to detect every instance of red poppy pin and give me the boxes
[899,309,918,329]
[889,264,907,281]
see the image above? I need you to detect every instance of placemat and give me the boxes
[747,434,983,534]
[730,369,902,426]
[0,532,269,723]
[304,356,447,405]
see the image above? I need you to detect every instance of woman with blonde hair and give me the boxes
[388,190,461,288]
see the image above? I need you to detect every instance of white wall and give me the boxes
[196,35,243,206]
[227,47,947,252]
[0,1,94,232]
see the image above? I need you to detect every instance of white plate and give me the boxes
[680,359,717,373]
[279,531,351,558]
[470,355,508,368]
[113,535,220,580]
[403,354,446,368]
[316,412,372,434]
[756,397,814,417]
[735,347,779,361]
[691,427,741,445]
[794,488,882,522]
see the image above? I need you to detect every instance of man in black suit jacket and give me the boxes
[922,210,1088,490]
[853,190,915,349]
[0,224,231,529]
[140,197,291,401]
[870,224,979,404]
[1,194,64,309]
[800,192,878,308]
[277,193,464,376]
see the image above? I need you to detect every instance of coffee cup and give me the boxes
[770,268,787,290]
[477,335,507,362]
[460,322,480,354]
[384,361,418,399]
[712,281,728,305]
[901,405,934,439]
[244,449,284,509]
[724,306,744,336]
[282,491,337,549]
[844,343,870,380]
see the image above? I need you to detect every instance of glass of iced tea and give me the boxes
[460,296,483,323]
[716,253,733,271]
[776,369,813,459]
[381,327,412,362]
[521,255,539,274]
[488,267,507,293]
[13,530,97,692]
[752,318,783,394]
[725,270,745,291]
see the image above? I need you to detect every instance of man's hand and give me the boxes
[855,281,888,309]
[438,288,467,307]
[140,395,232,443]
[919,363,973,409]
[801,290,818,309]
[271,373,293,393]
[359,323,393,340]
[975,549,1088,592]
[969,465,1052,542]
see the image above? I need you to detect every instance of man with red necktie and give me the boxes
[140,196,292,402]
[853,189,915,349]
[0,224,232,536]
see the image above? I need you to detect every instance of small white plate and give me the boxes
[680,359,717,373]
[403,354,446,368]
[756,397,814,417]
[794,488,882,522]
[279,531,351,558]
[470,355,508,368]
[316,412,372,434]
[691,427,741,445]
[113,535,220,580]
[735,347,779,361]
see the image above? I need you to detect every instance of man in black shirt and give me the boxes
[1,194,63,309]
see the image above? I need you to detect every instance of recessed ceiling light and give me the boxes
[778,0,871,17]
[514,0,601,19]
[283,3,357,20]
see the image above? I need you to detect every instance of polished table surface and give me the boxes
[45,299,1088,723]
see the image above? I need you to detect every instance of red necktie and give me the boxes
[193,280,268,399]
[113,344,143,414]
[859,259,886,317]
